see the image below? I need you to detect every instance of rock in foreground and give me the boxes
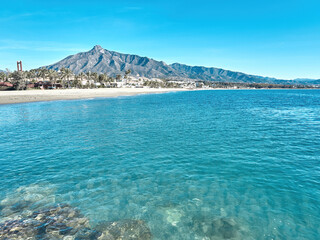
[0,204,151,240]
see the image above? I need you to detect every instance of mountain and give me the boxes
[44,45,318,84]
[45,45,179,79]
[169,63,280,83]
[293,78,320,84]
[292,79,320,85]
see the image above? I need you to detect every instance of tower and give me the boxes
[17,61,23,71]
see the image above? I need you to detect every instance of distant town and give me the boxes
[0,62,318,91]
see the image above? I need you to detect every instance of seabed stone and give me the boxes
[96,219,152,240]
[0,204,152,240]
[192,217,241,240]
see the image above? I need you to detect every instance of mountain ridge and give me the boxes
[44,45,319,84]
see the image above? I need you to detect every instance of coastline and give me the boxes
[0,88,189,105]
[0,88,317,105]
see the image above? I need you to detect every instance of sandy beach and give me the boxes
[0,88,189,105]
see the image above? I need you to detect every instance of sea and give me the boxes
[0,89,319,239]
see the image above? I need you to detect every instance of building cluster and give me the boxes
[1,65,317,90]
[0,68,208,90]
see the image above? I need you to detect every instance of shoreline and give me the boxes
[0,88,318,105]
[0,88,190,105]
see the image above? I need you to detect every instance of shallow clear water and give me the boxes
[0,90,320,239]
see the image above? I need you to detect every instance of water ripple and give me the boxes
[1,90,320,239]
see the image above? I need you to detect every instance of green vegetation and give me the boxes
[0,68,317,91]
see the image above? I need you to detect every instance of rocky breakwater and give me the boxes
[0,204,152,240]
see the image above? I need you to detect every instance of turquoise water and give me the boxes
[0,90,320,239]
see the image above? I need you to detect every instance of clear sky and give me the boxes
[0,0,319,79]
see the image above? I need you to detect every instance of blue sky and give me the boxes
[0,0,319,79]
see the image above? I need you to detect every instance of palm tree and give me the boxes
[86,71,92,88]
[73,76,80,88]
[59,68,66,88]
[79,72,85,81]
[52,71,59,85]
[86,71,91,80]
[5,68,11,81]
[124,69,131,79]
[116,74,121,81]
[91,72,98,81]
[28,69,37,83]
[99,74,106,82]
[79,72,86,88]
[60,68,73,88]
[48,69,59,87]
[35,69,42,82]
[107,76,114,83]
[40,68,48,82]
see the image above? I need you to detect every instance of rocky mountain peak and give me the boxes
[92,45,103,50]
[91,45,105,53]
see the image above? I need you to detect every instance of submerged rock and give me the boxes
[0,204,97,240]
[165,209,183,226]
[96,219,152,240]
[192,217,240,239]
[0,184,57,220]
[211,218,240,239]
[0,218,44,239]
[0,204,152,240]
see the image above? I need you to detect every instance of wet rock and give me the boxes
[10,200,32,213]
[0,204,95,240]
[0,203,151,240]
[0,200,33,220]
[74,227,101,240]
[96,219,152,240]
[0,218,44,239]
[0,184,57,220]
[192,217,240,239]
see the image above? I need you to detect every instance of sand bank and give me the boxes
[0,88,189,105]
